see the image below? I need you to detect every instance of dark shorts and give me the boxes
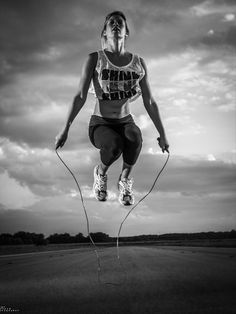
[89,114,136,145]
[88,114,142,166]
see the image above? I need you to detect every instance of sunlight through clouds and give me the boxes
[191,0,236,17]
[222,13,235,22]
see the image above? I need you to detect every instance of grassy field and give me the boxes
[0,238,235,256]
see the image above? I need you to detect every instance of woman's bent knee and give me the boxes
[100,137,124,165]
[125,125,142,147]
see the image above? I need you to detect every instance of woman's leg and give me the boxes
[120,162,133,180]
[121,123,142,179]
[118,123,142,205]
[89,124,124,202]
[92,125,124,173]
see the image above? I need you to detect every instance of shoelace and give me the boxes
[97,173,107,191]
[120,179,133,195]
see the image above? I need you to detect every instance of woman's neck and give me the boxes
[105,38,125,55]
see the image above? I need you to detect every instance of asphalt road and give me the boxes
[0,246,236,314]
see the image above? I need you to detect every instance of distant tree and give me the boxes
[89,232,110,242]
[229,230,236,238]
[75,232,86,243]
[33,233,48,246]
[0,233,15,245]
[13,231,33,244]
[47,233,75,243]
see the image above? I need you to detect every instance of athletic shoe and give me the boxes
[93,165,108,201]
[118,177,134,206]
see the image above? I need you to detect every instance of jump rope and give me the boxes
[55,138,169,285]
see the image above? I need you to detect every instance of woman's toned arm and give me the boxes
[55,52,97,149]
[139,57,169,152]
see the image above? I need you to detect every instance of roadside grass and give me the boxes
[1,238,235,255]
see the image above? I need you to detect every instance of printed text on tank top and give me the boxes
[91,50,145,102]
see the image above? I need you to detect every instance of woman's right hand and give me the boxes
[157,136,169,153]
[55,128,68,150]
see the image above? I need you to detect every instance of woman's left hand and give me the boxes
[157,136,169,153]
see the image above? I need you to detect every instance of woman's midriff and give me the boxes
[93,98,131,119]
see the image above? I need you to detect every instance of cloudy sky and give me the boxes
[0,0,235,237]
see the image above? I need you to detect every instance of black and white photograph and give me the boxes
[0,0,235,313]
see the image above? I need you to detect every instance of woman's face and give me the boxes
[104,15,127,39]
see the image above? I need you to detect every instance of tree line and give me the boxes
[0,230,235,245]
[0,231,110,245]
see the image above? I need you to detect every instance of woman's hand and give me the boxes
[157,136,169,153]
[55,128,68,150]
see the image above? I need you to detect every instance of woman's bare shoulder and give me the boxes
[80,52,98,72]
[88,51,99,62]
[139,56,147,70]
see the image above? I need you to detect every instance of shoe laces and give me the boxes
[120,178,133,195]
[97,173,107,191]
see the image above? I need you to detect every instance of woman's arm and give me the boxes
[139,57,169,152]
[55,52,97,149]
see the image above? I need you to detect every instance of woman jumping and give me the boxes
[55,11,169,206]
